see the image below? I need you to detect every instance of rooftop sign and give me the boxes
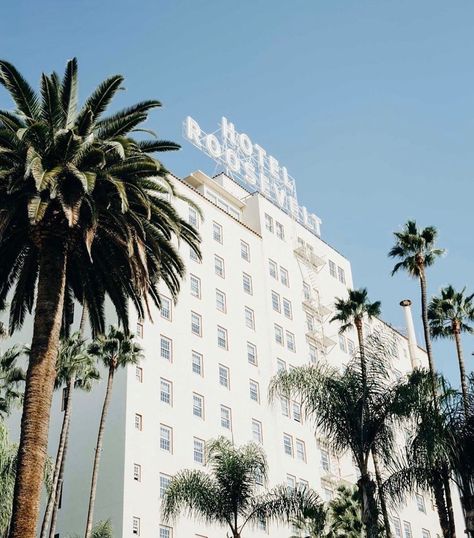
[183,116,321,236]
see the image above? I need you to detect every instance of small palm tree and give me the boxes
[428,285,474,413]
[40,333,100,538]
[0,59,200,538]
[289,503,327,538]
[162,437,322,538]
[85,327,143,538]
[0,421,17,538]
[0,346,25,417]
[327,485,365,537]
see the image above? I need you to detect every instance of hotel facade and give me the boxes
[41,168,463,538]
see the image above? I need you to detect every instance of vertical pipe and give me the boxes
[400,299,420,369]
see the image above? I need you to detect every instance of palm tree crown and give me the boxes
[87,326,143,371]
[428,286,474,339]
[331,288,381,334]
[0,346,25,417]
[55,332,99,390]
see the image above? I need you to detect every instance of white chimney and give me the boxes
[399,299,420,369]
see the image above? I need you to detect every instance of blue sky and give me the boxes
[1,1,473,383]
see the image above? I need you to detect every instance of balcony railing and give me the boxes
[306,329,336,351]
[294,245,325,271]
[303,295,332,321]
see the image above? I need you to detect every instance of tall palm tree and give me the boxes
[0,59,200,538]
[0,346,25,418]
[270,335,416,538]
[85,327,143,538]
[40,333,100,538]
[428,285,474,413]
[162,437,322,538]
[330,289,390,536]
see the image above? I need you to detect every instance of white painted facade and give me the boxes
[43,170,463,538]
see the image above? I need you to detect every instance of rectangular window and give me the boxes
[416,493,426,513]
[160,336,172,361]
[286,331,296,352]
[329,260,336,278]
[242,273,253,295]
[159,525,172,538]
[191,312,202,336]
[323,487,333,501]
[249,380,260,403]
[308,344,318,364]
[286,474,296,490]
[133,463,141,482]
[274,324,284,345]
[264,213,274,232]
[347,339,355,355]
[321,449,330,472]
[247,342,257,365]
[282,298,292,319]
[240,240,250,261]
[135,366,143,383]
[217,326,228,349]
[218,364,230,389]
[283,434,293,456]
[306,313,315,331]
[132,517,140,535]
[214,255,225,278]
[216,289,226,312]
[193,393,204,419]
[296,439,306,462]
[160,295,172,320]
[422,531,431,538]
[252,419,263,443]
[192,351,203,376]
[245,307,255,330]
[135,413,142,431]
[292,401,301,422]
[188,206,199,228]
[160,424,172,452]
[136,322,143,338]
[190,274,201,298]
[271,291,281,312]
[159,473,171,498]
[402,521,412,538]
[281,397,289,416]
[276,221,285,240]
[303,282,311,300]
[339,335,347,353]
[190,246,200,262]
[277,358,287,371]
[280,267,289,287]
[193,438,204,464]
[338,266,346,284]
[392,518,402,538]
[269,259,278,279]
[220,405,231,429]
[160,378,172,405]
[213,221,223,243]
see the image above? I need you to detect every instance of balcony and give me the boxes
[306,329,336,352]
[294,245,325,271]
[303,295,333,321]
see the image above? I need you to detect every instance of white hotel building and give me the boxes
[45,169,460,538]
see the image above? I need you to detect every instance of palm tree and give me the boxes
[428,285,474,413]
[330,289,390,536]
[40,333,100,538]
[0,346,25,417]
[327,485,365,538]
[85,327,143,538]
[69,521,113,538]
[270,335,416,538]
[0,421,17,538]
[162,437,322,538]
[289,503,327,538]
[0,59,201,538]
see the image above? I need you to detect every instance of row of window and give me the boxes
[274,324,296,351]
[271,291,292,319]
[132,518,172,537]
[268,259,290,287]
[264,213,285,240]
[391,518,432,538]
[283,433,307,461]
[328,259,346,284]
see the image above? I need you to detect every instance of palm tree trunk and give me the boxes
[358,471,379,538]
[84,365,115,538]
[453,326,469,416]
[48,414,69,538]
[9,237,67,538]
[355,320,367,472]
[433,474,451,538]
[79,303,88,334]
[372,450,392,538]
[442,467,457,538]
[40,376,74,538]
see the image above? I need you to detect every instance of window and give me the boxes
[277,358,287,371]
[190,274,201,298]
[339,335,347,353]
[274,324,284,345]
[160,336,172,361]
[216,289,226,312]
[188,206,199,228]
[132,517,140,535]
[422,531,431,538]
[281,397,290,416]
[160,473,171,498]
[245,307,255,329]
[242,273,253,295]
[292,401,301,422]
[192,351,203,376]
[271,291,281,312]
[193,393,204,418]
[402,521,412,538]
[347,339,355,355]
[328,260,336,278]
[61,387,69,411]
[160,425,172,452]
[255,468,264,485]
[249,380,260,403]
[323,486,333,501]
[283,298,292,319]
[264,213,274,232]
[247,342,257,365]
[276,221,285,240]
[321,449,330,472]
[190,246,200,262]
[286,331,296,352]
[240,240,250,261]
[133,463,141,481]
[286,474,296,490]
[280,267,289,287]
[217,326,228,349]
[218,364,230,389]
[283,434,293,456]
[191,312,202,336]
[136,322,143,338]
[220,405,231,429]
[392,518,402,538]
[299,479,309,489]
[135,413,142,431]
[252,419,263,443]
[160,379,172,405]
[213,221,223,243]
[214,255,225,277]
[160,295,172,320]
[306,313,315,332]
[303,282,311,300]
[416,493,426,513]
[296,439,306,461]
[269,259,278,279]
[338,266,346,284]
[135,366,143,383]
[308,344,318,364]
[193,438,204,464]
[159,526,172,538]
